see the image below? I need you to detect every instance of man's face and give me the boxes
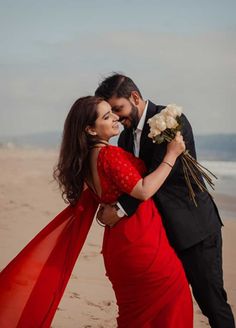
[107,96,139,129]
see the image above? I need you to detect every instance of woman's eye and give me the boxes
[104,113,111,120]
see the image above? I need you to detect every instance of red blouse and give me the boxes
[97,145,146,203]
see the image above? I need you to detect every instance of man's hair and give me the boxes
[95,73,143,100]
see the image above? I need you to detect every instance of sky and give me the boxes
[0,0,236,136]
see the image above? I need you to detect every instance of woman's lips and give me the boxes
[113,122,119,129]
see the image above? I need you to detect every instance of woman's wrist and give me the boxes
[163,154,176,167]
[162,161,173,169]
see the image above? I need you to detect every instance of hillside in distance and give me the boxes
[0,132,235,161]
[195,134,236,161]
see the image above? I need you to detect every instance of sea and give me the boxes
[201,161,236,197]
[201,161,236,219]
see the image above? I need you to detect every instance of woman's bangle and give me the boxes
[162,161,173,168]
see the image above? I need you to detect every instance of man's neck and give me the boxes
[138,99,147,120]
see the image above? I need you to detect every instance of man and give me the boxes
[95,74,235,328]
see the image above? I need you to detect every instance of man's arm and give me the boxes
[117,193,141,216]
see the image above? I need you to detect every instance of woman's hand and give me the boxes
[167,131,186,157]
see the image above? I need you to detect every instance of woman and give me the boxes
[54,96,193,328]
[0,96,193,328]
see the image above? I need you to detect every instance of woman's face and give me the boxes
[93,101,120,141]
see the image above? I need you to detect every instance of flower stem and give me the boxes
[181,157,198,206]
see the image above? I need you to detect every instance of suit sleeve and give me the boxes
[181,114,197,159]
[117,193,141,217]
[117,134,142,216]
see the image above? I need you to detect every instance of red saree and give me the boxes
[0,188,98,328]
[98,145,193,327]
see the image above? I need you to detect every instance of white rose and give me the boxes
[166,115,178,129]
[162,107,173,117]
[148,127,161,138]
[148,118,158,129]
[148,114,166,131]
[165,104,182,117]
[155,116,167,131]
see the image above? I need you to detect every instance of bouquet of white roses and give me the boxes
[148,104,217,206]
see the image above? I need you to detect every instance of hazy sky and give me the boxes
[0,0,236,136]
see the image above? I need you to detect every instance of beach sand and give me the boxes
[0,148,235,327]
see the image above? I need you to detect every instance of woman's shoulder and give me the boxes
[102,144,127,155]
[99,144,146,175]
[99,144,133,164]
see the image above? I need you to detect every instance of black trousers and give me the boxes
[178,230,235,328]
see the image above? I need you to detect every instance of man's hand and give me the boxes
[97,204,124,227]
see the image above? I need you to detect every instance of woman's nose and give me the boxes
[112,113,119,120]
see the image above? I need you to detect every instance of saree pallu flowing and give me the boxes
[0,188,98,328]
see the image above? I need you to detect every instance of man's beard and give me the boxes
[121,104,140,130]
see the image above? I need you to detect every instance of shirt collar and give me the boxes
[135,100,149,133]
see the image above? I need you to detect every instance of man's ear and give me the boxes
[130,91,140,106]
[85,126,97,136]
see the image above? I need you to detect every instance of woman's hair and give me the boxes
[53,96,104,205]
[95,73,143,100]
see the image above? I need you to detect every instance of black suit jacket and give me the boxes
[118,101,223,251]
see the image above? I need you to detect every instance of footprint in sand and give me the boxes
[102,300,112,307]
[86,300,104,310]
[86,300,114,311]
[82,251,99,260]
[56,307,65,311]
[69,291,80,299]
[88,242,99,248]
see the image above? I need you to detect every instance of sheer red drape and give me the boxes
[0,188,98,328]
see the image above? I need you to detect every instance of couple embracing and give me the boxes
[94,74,234,328]
[0,74,234,328]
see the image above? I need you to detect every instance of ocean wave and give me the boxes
[200,161,236,178]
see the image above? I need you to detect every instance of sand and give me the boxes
[0,148,235,327]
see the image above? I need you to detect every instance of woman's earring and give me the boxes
[86,128,97,136]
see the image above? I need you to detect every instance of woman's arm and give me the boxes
[130,132,185,201]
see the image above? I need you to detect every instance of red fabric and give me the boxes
[0,145,193,327]
[0,188,98,328]
[98,145,145,197]
[98,146,193,328]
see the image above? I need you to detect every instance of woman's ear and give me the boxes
[85,126,97,136]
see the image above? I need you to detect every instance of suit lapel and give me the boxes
[139,101,158,160]
[121,128,134,154]
[127,129,134,154]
